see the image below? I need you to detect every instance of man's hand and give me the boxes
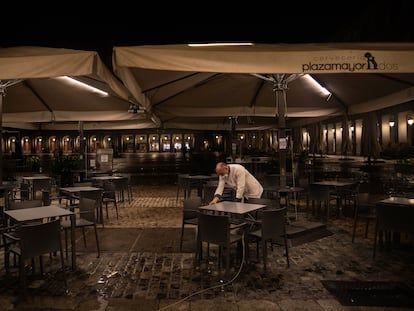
[209,197,219,205]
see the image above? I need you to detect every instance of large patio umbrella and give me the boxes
[112,43,414,131]
[291,127,303,155]
[309,122,323,157]
[341,114,353,158]
[0,46,156,130]
[361,111,382,161]
[0,46,156,182]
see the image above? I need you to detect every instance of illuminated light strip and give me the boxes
[303,74,332,100]
[59,76,109,96]
[188,42,254,47]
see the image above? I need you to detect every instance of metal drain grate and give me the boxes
[321,280,414,307]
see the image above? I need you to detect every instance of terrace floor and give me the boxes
[1,183,414,310]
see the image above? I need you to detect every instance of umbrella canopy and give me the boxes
[341,115,352,158]
[361,111,382,160]
[291,127,303,154]
[309,122,323,156]
[0,46,156,130]
[112,43,414,130]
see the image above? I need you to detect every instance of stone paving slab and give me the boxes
[1,184,414,310]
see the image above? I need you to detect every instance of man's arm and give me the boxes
[234,168,246,201]
[209,176,225,204]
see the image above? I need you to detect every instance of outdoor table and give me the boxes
[312,180,357,187]
[90,176,126,196]
[199,201,266,264]
[4,204,76,270]
[277,186,304,220]
[378,196,414,206]
[262,185,304,219]
[22,176,52,199]
[59,186,102,199]
[311,179,358,217]
[59,186,102,201]
[373,196,414,258]
[91,175,125,181]
[59,186,103,222]
[182,174,216,197]
[0,181,16,210]
[199,201,266,219]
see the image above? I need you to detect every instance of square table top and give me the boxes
[377,196,414,206]
[183,175,215,180]
[312,180,357,187]
[59,186,102,193]
[22,176,51,180]
[91,176,125,180]
[0,182,15,190]
[264,186,304,193]
[4,205,73,222]
[199,201,266,215]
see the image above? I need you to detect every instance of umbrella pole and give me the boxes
[290,138,298,220]
[274,79,288,209]
[0,87,4,184]
[79,121,87,180]
[0,79,23,185]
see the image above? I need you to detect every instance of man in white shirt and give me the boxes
[209,162,263,204]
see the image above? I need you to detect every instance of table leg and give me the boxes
[97,202,104,225]
[70,213,76,270]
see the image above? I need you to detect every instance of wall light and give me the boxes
[408,117,413,126]
[389,121,395,127]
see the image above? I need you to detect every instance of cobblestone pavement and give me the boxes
[1,184,414,310]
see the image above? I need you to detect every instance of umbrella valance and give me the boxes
[113,43,414,130]
[361,111,382,160]
[0,46,156,129]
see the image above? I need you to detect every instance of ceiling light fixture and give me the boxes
[60,76,109,96]
[303,74,332,101]
[128,103,144,114]
[188,42,253,47]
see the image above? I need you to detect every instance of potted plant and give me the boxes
[51,152,82,186]
[25,155,40,172]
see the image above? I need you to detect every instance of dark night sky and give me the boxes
[3,1,413,69]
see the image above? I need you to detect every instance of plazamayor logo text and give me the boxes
[302,52,398,72]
